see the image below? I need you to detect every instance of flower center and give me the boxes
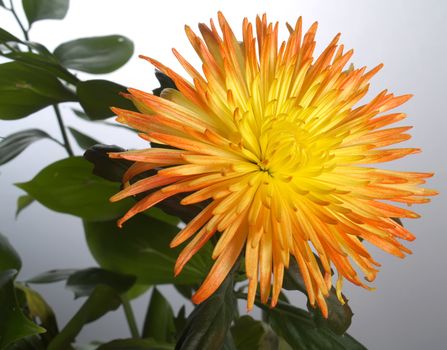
[259,119,310,177]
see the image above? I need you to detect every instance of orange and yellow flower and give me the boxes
[109,13,436,317]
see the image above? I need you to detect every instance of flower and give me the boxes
[109,12,436,317]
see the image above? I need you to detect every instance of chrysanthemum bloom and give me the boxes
[109,13,436,317]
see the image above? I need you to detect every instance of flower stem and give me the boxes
[53,105,74,157]
[121,296,139,338]
[8,0,29,41]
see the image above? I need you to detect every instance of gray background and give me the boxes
[0,0,446,349]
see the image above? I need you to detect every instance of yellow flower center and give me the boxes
[262,120,311,177]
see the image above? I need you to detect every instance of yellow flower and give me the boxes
[109,13,436,317]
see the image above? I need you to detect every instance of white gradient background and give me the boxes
[0,0,446,349]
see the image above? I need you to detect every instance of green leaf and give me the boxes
[142,288,175,342]
[66,268,136,298]
[83,145,206,224]
[96,339,174,350]
[0,270,45,349]
[16,157,132,221]
[68,127,100,150]
[222,331,237,350]
[15,284,59,344]
[16,194,34,218]
[311,292,354,336]
[0,233,21,272]
[124,284,151,301]
[283,258,353,335]
[84,144,180,228]
[83,144,131,182]
[173,306,187,338]
[144,207,180,226]
[173,285,193,300]
[4,335,46,350]
[47,285,121,350]
[253,296,315,328]
[71,108,89,121]
[263,300,366,350]
[2,51,79,85]
[153,71,177,97]
[175,269,237,350]
[54,35,134,74]
[0,62,76,120]
[231,316,278,350]
[0,129,55,165]
[83,215,212,286]
[77,79,136,120]
[22,0,69,26]
[0,27,22,44]
[27,269,78,284]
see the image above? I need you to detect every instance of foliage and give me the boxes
[0,2,367,349]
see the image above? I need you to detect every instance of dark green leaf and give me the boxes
[85,147,179,225]
[77,79,136,120]
[71,108,89,121]
[142,288,175,342]
[47,285,121,350]
[16,195,34,218]
[16,157,132,221]
[231,316,278,350]
[311,292,353,336]
[66,268,136,298]
[54,35,134,74]
[4,335,46,350]
[144,207,180,226]
[153,71,177,97]
[22,0,69,26]
[0,62,76,120]
[0,233,21,272]
[83,145,205,223]
[277,338,293,350]
[2,51,79,85]
[83,145,131,182]
[173,285,193,300]
[97,339,174,350]
[148,193,206,225]
[68,127,100,150]
[263,301,365,350]
[15,284,59,344]
[173,306,187,337]
[83,215,212,286]
[27,269,78,284]
[283,258,353,335]
[175,270,236,350]
[124,283,150,300]
[222,331,237,350]
[0,27,22,44]
[253,296,315,329]
[0,129,54,165]
[0,270,45,349]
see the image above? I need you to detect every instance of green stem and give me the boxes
[121,296,140,338]
[53,104,74,156]
[8,0,29,41]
